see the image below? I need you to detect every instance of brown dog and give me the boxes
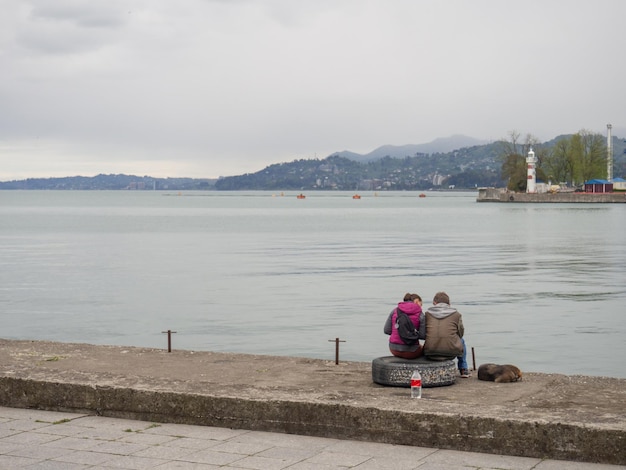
[477,363,522,383]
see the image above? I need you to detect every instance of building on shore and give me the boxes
[612,177,626,192]
[584,179,614,193]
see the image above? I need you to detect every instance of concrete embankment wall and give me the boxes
[1,340,625,465]
[2,376,625,465]
[477,187,626,203]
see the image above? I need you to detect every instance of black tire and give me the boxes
[372,356,457,388]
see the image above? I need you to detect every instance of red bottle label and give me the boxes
[411,379,421,387]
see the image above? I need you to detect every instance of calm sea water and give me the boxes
[1,190,625,378]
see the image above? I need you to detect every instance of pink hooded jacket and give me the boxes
[386,301,422,346]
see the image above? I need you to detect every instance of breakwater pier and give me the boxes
[477,187,626,203]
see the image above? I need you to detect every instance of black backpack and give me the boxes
[395,307,420,346]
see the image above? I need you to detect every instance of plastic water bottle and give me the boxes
[410,369,422,399]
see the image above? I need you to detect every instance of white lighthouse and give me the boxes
[526,147,537,194]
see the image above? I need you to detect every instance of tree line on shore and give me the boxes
[499,130,623,191]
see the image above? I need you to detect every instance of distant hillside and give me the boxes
[333,135,489,162]
[2,133,624,191]
[215,133,626,191]
[0,174,217,191]
[215,142,505,191]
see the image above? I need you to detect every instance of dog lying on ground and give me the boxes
[477,363,523,383]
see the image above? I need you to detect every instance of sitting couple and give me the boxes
[383,291,470,378]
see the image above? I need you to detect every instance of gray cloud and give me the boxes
[14,0,127,54]
[29,0,127,28]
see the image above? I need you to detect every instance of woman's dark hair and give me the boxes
[403,293,422,302]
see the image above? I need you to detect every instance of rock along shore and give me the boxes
[0,339,624,465]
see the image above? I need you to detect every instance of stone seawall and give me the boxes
[477,187,626,203]
[1,340,625,464]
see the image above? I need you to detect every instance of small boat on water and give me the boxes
[297,193,306,199]
[352,194,361,199]
[419,193,426,198]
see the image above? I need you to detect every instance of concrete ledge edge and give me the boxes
[1,376,624,465]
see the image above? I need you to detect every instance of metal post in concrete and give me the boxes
[161,330,177,352]
[328,338,346,365]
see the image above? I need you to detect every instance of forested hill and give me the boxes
[0,142,505,191]
[215,142,504,191]
[0,174,217,191]
[215,133,626,191]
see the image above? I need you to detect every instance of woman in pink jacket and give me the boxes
[383,293,425,359]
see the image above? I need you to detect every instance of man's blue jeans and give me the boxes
[457,338,468,370]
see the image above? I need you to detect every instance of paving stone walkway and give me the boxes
[0,407,624,470]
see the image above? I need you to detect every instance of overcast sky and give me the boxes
[1,1,624,181]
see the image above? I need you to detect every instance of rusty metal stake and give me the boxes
[328,337,346,365]
[471,346,476,371]
[161,329,177,352]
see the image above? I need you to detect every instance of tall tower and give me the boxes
[526,147,537,193]
[607,124,613,182]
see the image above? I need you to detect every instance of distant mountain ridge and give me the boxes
[333,135,490,162]
[2,132,624,191]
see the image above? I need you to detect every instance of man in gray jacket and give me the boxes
[423,291,470,378]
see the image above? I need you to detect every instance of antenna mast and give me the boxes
[607,124,613,182]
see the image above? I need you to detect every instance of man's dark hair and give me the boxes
[433,292,450,304]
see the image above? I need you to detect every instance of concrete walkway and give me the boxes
[1,406,624,469]
[1,340,625,466]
